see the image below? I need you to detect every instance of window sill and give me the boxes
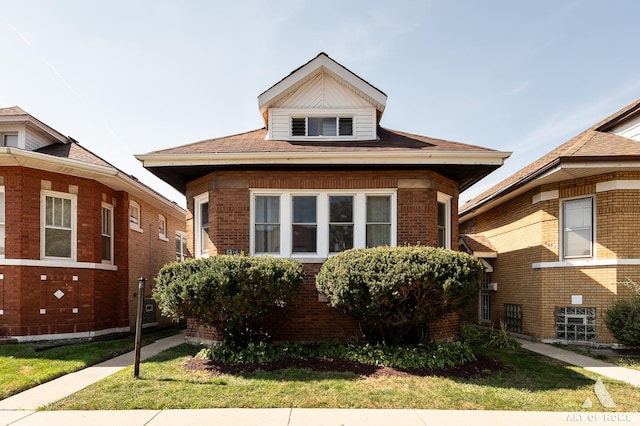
[159,235,169,242]
[532,258,640,268]
[130,224,144,233]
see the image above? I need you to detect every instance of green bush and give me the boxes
[316,245,483,344]
[196,340,476,370]
[605,280,640,346]
[153,255,304,346]
[458,322,520,349]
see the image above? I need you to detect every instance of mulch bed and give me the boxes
[184,355,509,379]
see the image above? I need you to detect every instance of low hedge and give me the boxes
[153,255,304,346]
[316,245,483,344]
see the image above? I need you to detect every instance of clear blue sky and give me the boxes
[1,0,638,206]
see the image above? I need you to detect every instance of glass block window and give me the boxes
[556,307,596,342]
[504,304,522,334]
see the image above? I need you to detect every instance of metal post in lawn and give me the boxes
[134,276,145,378]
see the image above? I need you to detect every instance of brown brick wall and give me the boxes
[461,172,640,344]
[184,169,462,343]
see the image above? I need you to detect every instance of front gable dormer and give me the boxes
[258,53,387,141]
[0,106,68,151]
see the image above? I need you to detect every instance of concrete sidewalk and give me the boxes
[1,333,639,425]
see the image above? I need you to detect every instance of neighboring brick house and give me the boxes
[459,99,640,345]
[137,53,510,343]
[0,106,186,341]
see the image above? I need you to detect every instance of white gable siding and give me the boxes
[268,71,377,141]
[25,128,56,151]
[610,114,640,141]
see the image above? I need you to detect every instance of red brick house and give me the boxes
[0,106,186,341]
[460,99,640,345]
[137,53,510,342]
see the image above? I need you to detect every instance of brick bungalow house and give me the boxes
[459,99,640,345]
[137,53,510,343]
[0,106,186,341]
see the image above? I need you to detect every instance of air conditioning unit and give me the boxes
[487,282,498,291]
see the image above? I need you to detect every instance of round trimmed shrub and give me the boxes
[153,255,304,346]
[316,245,482,344]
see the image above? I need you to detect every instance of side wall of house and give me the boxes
[462,172,640,344]
[184,169,460,343]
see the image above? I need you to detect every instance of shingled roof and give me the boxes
[460,99,640,218]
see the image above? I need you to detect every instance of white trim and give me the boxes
[0,258,118,270]
[480,258,494,273]
[129,200,143,232]
[158,214,168,241]
[250,189,397,258]
[0,185,4,259]
[596,180,640,192]
[533,258,640,269]
[194,192,209,258]
[41,190,77,261]
[560,195,595,260]
[101,202,114,264]
[11,326,130,342]
[532,190,559,204]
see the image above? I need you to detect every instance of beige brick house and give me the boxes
[137,53,510,343]
[0,107,186,341]
[460,99,640,345]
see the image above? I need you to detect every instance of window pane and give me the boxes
[338,117,353,136]
[293,224,317,252]
[308,117,337,136]
[255,224,280,253]
[3,134,18,147]
[437,202,446,227]
[62,198,71,228]
[367,196,390,222]
[329,224,353,252]
[102,235,111,261]
[0,225,4,256]
[45,228,71,257]
[255,196,279,223]
[329,196,353,222]
[293,196,316,223]
[367,224,390,247]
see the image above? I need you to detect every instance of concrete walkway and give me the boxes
[0,333,639,425]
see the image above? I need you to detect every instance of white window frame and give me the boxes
[175,231,188,262]
[101,202,114,264]
[290,114,355,139]
[158,214,168,241]
[0,186,4,258]
[194,193,209,258]
[437,192,452,249]
[41,190,77,261]
[561,196,595,260]
[250,189,397,259]
[129,201,143,232]
[1,133,18,147]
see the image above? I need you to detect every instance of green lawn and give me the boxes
[0,327,180,400]
[46,344,640,412]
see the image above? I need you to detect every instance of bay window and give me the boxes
[251,190,396,257]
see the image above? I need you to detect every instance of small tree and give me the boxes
[605,279,640,347]
[316,245,482,344]
[154,255,304,346]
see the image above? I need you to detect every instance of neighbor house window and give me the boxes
[562,197,594,258]
[254,195,280,254]
[158,214,168,240]
[175,231,188,262]
[129,201,142,232]
[437,192,452,249]
[41,190,76,260]
[101,203,113,263]
[194,193,209,257]
[251,190,396,257]
[1,134,18,147]
[291,117,353,137]
[0,187,4,257]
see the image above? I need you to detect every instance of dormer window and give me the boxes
[291,117,353,137]
[1,133,18,147]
